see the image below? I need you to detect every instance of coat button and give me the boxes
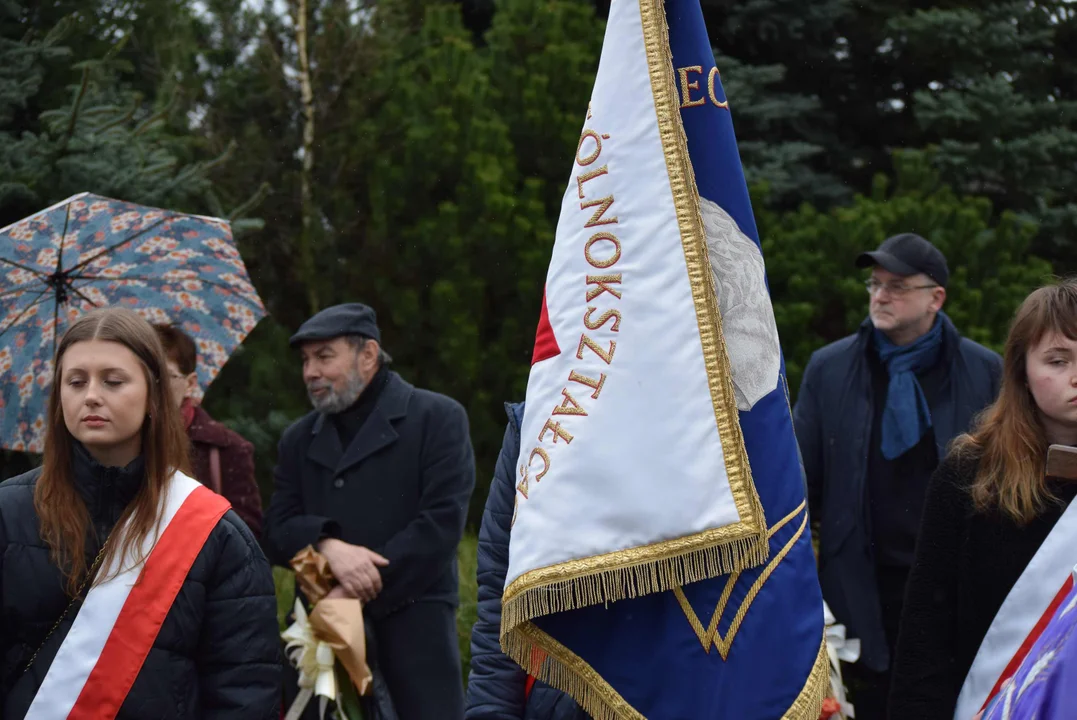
[333,477,344,489]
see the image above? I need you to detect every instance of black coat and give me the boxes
[0,447,281,719]
[265,371,475,719]
[792,315,1002,672]
[889,451,1077,717]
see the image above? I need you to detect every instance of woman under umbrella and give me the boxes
[0,307,279,718]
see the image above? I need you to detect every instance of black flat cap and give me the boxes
[855,233,949,287]
[289,303,381,347]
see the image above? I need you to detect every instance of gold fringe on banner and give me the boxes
[501,531,767,634]
[782,636,832,720]
[501,620,645,720]
[501,618,830,720]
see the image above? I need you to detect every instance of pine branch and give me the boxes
[204,188,226,219]
[201,139,238,174]
[227,182,272,222]
[42,14,75,47]
[57,68,91,153]
[94,96,141,135]
[134,88,181,136]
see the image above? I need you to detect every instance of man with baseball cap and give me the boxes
[792,234,1002,717]
[265,302,476,719]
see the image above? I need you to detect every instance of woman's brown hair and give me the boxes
[955,278,1077,524]
[33,307,190,596]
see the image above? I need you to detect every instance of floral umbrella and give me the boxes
[0,192,266,452]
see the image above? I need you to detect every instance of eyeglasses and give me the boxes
[865,279,939,297]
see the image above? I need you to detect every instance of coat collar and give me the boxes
[856,312,960,366]
[307,371,413,475]
[71,441,144,526]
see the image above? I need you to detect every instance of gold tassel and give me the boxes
[783,635,831,720]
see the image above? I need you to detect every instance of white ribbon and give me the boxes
[282,599,338,720]
[824,601,860,719]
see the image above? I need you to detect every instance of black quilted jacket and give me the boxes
[0,444,281,718]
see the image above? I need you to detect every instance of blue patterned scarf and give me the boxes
[873,314,945,460]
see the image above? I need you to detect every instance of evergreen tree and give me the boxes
[702,0,1077,266]
[704,0,852,208]
[0,2,71,218]
[715,53,847,208]
[758,154,1053,398]
[0,3,223,227]
[890,3,1077,264]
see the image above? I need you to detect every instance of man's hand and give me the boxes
[318,538,389,602]
[324,584,355,600]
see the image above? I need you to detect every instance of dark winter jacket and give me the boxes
[889,450,1077,717]
[0,444,281,718]
[793,314,1002,671]
[465,402,587,720]
[264,370,475,620]
[265,370,475,719]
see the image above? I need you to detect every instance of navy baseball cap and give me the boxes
[856,233,949,287]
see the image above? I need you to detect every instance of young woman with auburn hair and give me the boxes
[890,279,1077,718]
[0,307,280,718]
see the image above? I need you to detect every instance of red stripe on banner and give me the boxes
[524,646,547,700]
[531,288,561,366]
[982,574,1075,711]
[68,486,230,719]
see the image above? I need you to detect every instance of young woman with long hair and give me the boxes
[0,307,280,718]
[889,279,1077,717]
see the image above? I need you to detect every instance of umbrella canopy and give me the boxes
[0,192,266,452]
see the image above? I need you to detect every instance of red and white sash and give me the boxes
[26,472,230,720]
[954,495,1077,719]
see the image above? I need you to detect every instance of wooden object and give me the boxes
[1046,444,1077,481]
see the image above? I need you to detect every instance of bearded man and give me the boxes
[265,302,476,720]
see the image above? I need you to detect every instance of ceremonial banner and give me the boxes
[501,0,827,716]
